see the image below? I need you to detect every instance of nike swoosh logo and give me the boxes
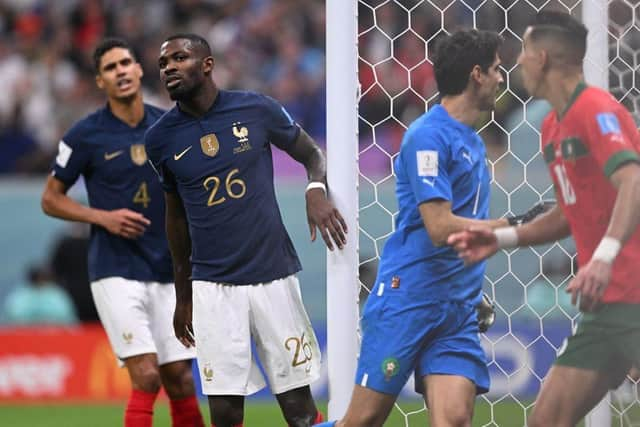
[104,150,124,161]
[174,146,192,161]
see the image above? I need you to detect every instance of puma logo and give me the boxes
[104,150,124,161]
[174,146,192,161]
[462,152,472,165]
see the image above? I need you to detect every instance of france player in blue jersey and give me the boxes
[145,34,347,427]
[41,38,204,427]
[315,30,507,427]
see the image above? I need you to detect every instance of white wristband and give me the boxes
[306,181,326,193]
[494,227,519,249]
[592,236,621,264]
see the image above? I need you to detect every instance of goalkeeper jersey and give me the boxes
[375,104,490,304]
[541,82,640,303]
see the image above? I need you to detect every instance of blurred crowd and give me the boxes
[0,0,326,174]
[1,0,638,175]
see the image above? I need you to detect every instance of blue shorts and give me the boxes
[355,285,490,396]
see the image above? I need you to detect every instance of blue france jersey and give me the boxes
[377,104,490,304]
[145,90,301,285]
[51,104,173,283]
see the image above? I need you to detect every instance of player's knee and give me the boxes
[209,396,244,426]
[161,362,196,399]
[278,390,317,427]
[444,410,472,427]
[432,403,472,427]
[129,365,162,393]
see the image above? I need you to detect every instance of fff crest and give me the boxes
[200,134,220,157]
[130,144,147,166]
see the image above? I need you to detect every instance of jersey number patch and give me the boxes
[203,169,247,206]
[285,333,313,372]
[553,164,576,205]
[133,182,151,209]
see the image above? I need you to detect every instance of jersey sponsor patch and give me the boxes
[55,140,73,168]
[596,113,621,135]
[417,150,438,177]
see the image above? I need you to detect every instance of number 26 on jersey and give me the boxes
[203,168,247,206]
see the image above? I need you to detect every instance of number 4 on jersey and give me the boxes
[133,181,151,208]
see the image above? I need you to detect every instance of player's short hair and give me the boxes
[528,11,588,65]
[93,38,137,73]
[164,33,212,58]
[433,29,503,97]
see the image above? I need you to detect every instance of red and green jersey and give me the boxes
[541,82,640,304]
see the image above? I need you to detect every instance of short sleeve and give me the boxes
[50,128,91,187]
[584,104,640,178]
[400,127,452,204]
[261,95,301,150]
[145,129,177,193]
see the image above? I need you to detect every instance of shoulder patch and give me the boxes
[55,140,73,168]
[417,150,438,177]
[596,112,621,135]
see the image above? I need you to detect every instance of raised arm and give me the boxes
[41,174,149,238]
[284,129,347,251]
[164,190,195,348]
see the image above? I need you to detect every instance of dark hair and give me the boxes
[529,11,588,65]
[164,33,212,57]
[433,30,503,97]
[93,38,136,73]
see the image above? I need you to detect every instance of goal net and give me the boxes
[326,0,640,425]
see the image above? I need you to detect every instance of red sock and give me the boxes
[124,389,158,427]
[170,395,205,427]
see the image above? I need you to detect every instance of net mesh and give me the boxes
[356,0,640,425]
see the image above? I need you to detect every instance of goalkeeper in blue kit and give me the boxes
[316,29,550,427]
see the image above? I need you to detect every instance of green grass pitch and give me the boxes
[0,400,553,427]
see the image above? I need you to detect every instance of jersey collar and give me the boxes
[558,81,587,120]
[101,103,153,130]
[430,104,476,133]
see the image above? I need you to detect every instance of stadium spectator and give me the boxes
[41,38,204,427]
[3,263,77,325]
[448,11,640,427]
[145,33,346,427]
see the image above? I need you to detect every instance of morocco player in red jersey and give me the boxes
[447,11,640,427]
[541,82,640,306]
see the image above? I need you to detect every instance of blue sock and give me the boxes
[313,422,337,427]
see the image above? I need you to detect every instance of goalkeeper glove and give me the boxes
[477,292,496,333]
[507,199,556,226]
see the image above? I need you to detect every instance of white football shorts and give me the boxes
[91,277,195,366]
[192,274,321,395]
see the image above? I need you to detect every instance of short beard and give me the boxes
[168,84,198,101]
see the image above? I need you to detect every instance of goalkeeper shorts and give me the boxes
[191,274,321,395]
[555,302,640,388]
[355,283,490,396]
